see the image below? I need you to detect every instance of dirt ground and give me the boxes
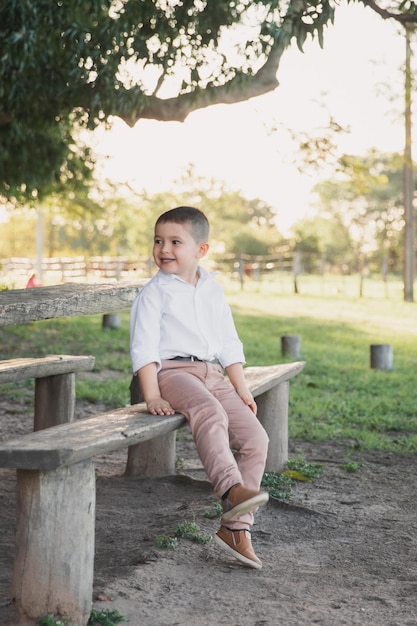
[1,395,417,626]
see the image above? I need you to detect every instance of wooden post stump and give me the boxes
[13,461,96,626]
[370,344,393,371]
[281,335,301,359]
[102,313,121,329]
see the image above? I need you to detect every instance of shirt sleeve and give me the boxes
[130,283,163,374]
[216,296,246,368]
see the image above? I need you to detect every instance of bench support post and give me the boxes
[125,375,177,477]
[256,381,289,473]
[13,461,95,626]
[125,432,177,477]
[34,373,76,430]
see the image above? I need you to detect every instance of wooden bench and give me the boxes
[0,355,95,431]
[0,361,305,626]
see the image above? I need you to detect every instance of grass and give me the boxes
[154,520,212,550]
[175,521,212,544]
[36,609,126,626]
[262,457,324,500]
[224,278,417,454]
[88,609,126,625]
[1,275,416,453]
[154,535,178,549]
[37,617,72,626]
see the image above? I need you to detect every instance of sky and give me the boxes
[93,3,407,234]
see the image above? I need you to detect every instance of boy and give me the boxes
[130,206,269,569]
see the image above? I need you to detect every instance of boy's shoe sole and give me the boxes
[222,487,269,522]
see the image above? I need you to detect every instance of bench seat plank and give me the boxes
[0,405,187,470]
[0,355,95,384]
[0,281,146,327]
[0,361,305,471]
[243,362,305,396]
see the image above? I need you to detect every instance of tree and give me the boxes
[3,2,417,294]
[0,0,330,199]
[312,149,409,293]
[0,168,281,259]
[403,24,415,301]
[3,0,417,201]
[292,214,353,271]
[137,168,282,256]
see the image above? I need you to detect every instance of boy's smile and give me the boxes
[153,221,209,285]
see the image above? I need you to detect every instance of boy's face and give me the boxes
[153,220,209,284]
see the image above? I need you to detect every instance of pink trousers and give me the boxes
[158,360,269,529]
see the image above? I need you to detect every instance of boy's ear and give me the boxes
[197,242,210,258]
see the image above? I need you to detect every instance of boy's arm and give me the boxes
[225,362,257,415]
[138,362,175,416]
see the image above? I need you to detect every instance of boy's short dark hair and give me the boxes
[155,206,209,243]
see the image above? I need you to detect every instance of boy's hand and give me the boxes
[236,385,257,415]
[138,364,174,416]
[225,363,257,415]
[146,396,175,416]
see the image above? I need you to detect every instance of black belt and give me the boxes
[169,356,205,362]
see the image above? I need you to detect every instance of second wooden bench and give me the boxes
[0,355,95,431]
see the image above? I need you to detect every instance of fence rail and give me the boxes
[0,254,407,299]
[0,256,152,286]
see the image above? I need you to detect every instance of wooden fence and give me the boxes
[1,254,301,286]
[0,256,151,287]
[1,253,403,299]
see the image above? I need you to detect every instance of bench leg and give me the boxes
[34,372,76,430]
[126,375,177,476]
[125,433,177,477]
[13,461,95,626]
[255,381,289,473]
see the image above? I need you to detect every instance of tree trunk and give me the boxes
[403,26,415,302]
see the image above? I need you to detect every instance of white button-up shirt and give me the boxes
[130,267,245,373]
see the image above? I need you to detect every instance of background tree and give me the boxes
[312,149,408,293]
[138,169,282,257]
[0,169,281,260]
[292,214,353,272]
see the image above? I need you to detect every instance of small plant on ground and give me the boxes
[88,608,126,625]
[285,456,324,480]
[175,456,185,471]
[37,609,127,626]
[341,461,363,473]
[37,616,72,626]
[203,501,222,519]
[262,457,324,500]
[154,534,178,549]
[261,471,294,499]
[176,520,211,544]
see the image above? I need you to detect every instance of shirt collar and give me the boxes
[156,266,210,286]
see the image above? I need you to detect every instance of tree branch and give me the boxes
[108,46,284,127]
[361,0,417,24]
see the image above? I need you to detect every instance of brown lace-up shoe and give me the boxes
[222,484,269,522]
[214,526,262,570]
